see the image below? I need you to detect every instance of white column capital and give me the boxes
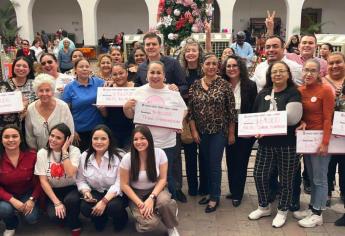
[11,0,35,42]
[145,0,160,31]
[77,0,100,46]
[285,0,305,39]
[216,0,236,34]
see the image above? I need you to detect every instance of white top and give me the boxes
[76,151,123,196]
[132,84,187,149]
[34,145,80,188]
[25,98,75,150]
[55,73,74,98]
[251,56,303,92]
[30,45,44,61]
[232,81,241,110]
[120,148,167,190]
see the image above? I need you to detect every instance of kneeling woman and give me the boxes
[120,126,179,236]
[0,125,41,236]
[34,123,81,236]
[76,125,128,232]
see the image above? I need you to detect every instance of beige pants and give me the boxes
[129,188,178,232]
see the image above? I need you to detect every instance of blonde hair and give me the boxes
[97,54,112,68]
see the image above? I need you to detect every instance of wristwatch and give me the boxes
[149,194,157,200]
[29,196,35,202]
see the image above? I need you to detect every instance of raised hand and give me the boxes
[265,10,276,36]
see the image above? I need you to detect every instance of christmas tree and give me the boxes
[157,0,213,47]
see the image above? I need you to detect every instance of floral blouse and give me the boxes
[189,77,236,135]
[8,78,36,104]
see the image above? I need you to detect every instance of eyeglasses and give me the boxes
[271,70,288,75]
[302,68,318,74]
[41,60,54,66]
[226,64,239,69]
[22,43,29,46]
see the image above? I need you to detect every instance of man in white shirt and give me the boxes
[251,36,303,92]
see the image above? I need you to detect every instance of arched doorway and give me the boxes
[97,0,149,42]
[32,0,83,44]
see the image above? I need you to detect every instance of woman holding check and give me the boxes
[293,59,335,228]
[248,61,302,228]
[76,125,128,232]
[123,61,187,200]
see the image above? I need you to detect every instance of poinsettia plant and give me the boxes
[157,0,214,47]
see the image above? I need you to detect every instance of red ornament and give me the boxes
[50,163,65,178]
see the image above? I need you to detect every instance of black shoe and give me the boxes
[289,201,300,212]
[198,197,210,205]
[326,197,331,207]
[226,193,233,199]
[304,184,311,194]
[205,201,219,213]
[335,214,345,226]
[232,199,241,207]
[175,190,187,203]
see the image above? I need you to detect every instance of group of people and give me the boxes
[1,13,345,236]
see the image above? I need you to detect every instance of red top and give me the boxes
[0,150,42,201]
[298,83,335,145]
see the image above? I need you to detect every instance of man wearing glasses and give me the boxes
[15,39,37,63]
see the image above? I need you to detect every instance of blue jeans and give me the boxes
[304,154,331,210]
[199,132,226,201]
[0,193,40,229]
[163,146,178,199]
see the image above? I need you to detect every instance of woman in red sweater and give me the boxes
[0,125,41,236]
[294,59,335,228]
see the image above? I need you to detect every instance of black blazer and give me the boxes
[16,49,37,63]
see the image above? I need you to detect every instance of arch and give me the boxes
[233,0,287,39]
[302,0,345,34]
[32,0,83,44]
[97,0,149,41]
[211,0,221,32]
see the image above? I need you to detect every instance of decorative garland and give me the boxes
[157,0,214,47]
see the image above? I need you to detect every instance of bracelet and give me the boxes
[61,156,69,162]
[54,201,62,207]
[101,197,109,205]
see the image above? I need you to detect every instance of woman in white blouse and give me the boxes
[34,123,81,236]
[25,73,74,151]
[76,125,128,232]
[120,125,179,236]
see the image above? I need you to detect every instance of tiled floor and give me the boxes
[1,153,345,236]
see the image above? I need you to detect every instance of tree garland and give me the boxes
[157,0,213,47]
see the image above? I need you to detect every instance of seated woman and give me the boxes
[76,125,128,232]
[120,125,179,236]
[0,125,41,236]
[104,63,134,150]
[25,73,74,151]
[34,123,81,236]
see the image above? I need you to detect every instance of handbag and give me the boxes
[181,118,193,144]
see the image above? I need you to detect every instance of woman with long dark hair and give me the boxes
[221,55,257,207]
[0,125,41,236]
[120,125,179,235]
[34,123,81,236]
[248,61,302,228]
[76,125,128,232]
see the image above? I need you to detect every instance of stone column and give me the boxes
[77,0,99,46]
[11,0,35,42]
[285,0,305,39]
[145,0,160,31]
[216,0,236,33]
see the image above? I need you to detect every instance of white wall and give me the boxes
[32,0,83,43]
[303,0,345,34]
[233,0,287,34]
[97,0,149,40]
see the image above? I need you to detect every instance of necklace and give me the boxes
[203,77,215,87]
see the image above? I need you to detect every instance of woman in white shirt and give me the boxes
[25,73,74,151]
[76,125,128,232]
[120,125,179,236]
[34,123,81,236]
[123,61,187,199]
[30,39,44,62]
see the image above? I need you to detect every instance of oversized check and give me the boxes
[0,91,24,114]
[134,102,185,129]
[296,130,345,154]
[332,111,345,136]
[238,111,287,137]
[96,87,136,106]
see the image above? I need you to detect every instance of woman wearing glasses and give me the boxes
[248,61,302,228]
[40,53,74,98]
[293,59,335,228]
[25,73,74,151]
[16,39,37,63]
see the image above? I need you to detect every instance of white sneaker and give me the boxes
[298,213,323,228]
[248,205,272,220]
[167,227,180,236]
[272,210,288,228]
[3,229,15,236]
[293,209,312,220]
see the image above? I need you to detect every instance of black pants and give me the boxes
[174,135,183,190]
[226,137,255,200]
[183,142,208,195]
[80,190,128,230]
[328,155,345,195]
[46,185,81,230]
